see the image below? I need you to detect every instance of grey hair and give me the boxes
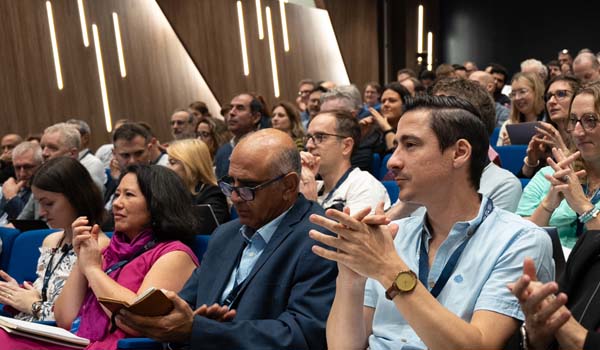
[44,123,81,150]
[172,109,195,123]
[574,52,600,69]
[321,84,363,112]
[271,148,301,176]
[521,58,548,81]
[66,118,91,136]
[12,141,43,163]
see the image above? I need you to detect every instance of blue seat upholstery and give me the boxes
[0,227,20,271]
[370,153,381,178]
[382,180,400,203]
[7,229,57,284]
[117,235,211,349]
[379,153,392,180]
[490,127,501,148]
[495,145,527,176]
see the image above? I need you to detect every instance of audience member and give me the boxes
[117,129,337,349]
[452,64,467,79]
[188,101,211,120]
[519,75,580,178]
[396,68,416,82]
[95,118,130,169]
[363,81,382,108]
[196,117,231,160]
[0,142,42,223]
[167,139,229,231]
[521,58,549,83]
[419,70,436,91]
[271,101,305,151]
[469,70,510,127]
[300,109,390,213]
[136,122,169,166]
[463,60,478,76]
[170,109,197,141]
[215,93,262,179]
[305,86,328,128]
[321,85,383,172]
[309,95,553,350]
[490,63,512,108]
[498,72,546,146]
[518,82,600,249]
[297,79,316,126]
[0,133,21,184]
[399,77,424,97]
[547,60,562,79]
[572,52,600,84]
[0,157,107,322]
[435,63,456,79]
[365,82,411,151]
[558,49,573,68]
[66,119,106,192]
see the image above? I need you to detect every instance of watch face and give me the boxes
[396,271,417,291]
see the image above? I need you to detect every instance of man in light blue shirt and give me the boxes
[309,95,554,349]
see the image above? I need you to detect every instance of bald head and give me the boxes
[235,129,301,177]
[573,52,600,83]
[469,71,495,94]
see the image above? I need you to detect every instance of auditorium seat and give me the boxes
[0,227,20,271]
[7,229,57,284]
[495,145,527,176]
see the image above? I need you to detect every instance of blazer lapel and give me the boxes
[230,196,310,305]
[207,223,246,304]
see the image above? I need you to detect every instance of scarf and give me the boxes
[76,229,154,341]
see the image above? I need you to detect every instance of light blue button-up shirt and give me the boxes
[364,196,554,350]
[220,208,291,303]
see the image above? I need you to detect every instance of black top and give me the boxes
[192,184,229,234]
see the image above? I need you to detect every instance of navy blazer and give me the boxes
[178,194,337,349]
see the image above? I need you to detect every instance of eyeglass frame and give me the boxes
[218,173,287,201]
[303,132,349,145]
[509,88,531,99]
[545,89,572,102]
[566,113,599,132]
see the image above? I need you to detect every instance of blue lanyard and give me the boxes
[41,243,72,301]
[104,239,157,275]
[418,200,494,298]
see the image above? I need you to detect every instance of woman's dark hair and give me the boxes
[120,165,196,246]
[383,82,411,104]
[544,74,581,130]
[32,157,105,224]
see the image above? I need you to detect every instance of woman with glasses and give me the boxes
[167,139,229,232]
[271,102,305,151]
[517,82,600,249]
[520,75,581,178]
[497,72,546,146]
[196,118,231,161]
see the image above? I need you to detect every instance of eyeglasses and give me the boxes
[197,131,211,138]
[509,88,531,99]
[303,132,348,145]
[14,164,37,171]
[218,174,287,201]
[298,90,312,96]
[170,120,188,126]
[567,113,599,132]
[545,89,572,102]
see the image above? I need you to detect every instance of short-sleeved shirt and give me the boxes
[517,165,584,248]
[364,196,554,350]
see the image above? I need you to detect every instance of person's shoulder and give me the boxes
[489,205,546,234]
[348,167,381,184]
[42,231,64,248]
[482,163,520,184]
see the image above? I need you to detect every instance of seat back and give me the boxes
[0,227,20,271]
[542,226,566,280]
[370,153,381,179]
[7,229,57,283]
[490,127,501,147]
[382,180,400,203]
[379,153,392,180]
[192,235,210,263]
[495,145,527,176]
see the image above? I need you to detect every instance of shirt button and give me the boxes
[401,338,407,342]
[429,281,435,288]
[248,252,256,257]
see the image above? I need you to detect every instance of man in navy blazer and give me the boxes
[117,129,337,349]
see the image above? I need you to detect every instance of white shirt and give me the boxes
[79,149,106,194]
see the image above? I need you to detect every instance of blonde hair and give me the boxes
[509,72,545,123]
[167,139,217,192]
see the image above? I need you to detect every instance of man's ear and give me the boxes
[281,172,300,200]
[341,137,355,157]
[252,112,262,128]
[452,139,472,169]
[69,148,79,159]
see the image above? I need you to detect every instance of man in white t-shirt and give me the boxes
[300,110,390,213]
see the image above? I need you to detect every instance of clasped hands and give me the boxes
[72,216,103,275]
[308,202,402,284]
[115,290,236,343]
[544,148,591,214]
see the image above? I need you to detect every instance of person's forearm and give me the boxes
[326,276,369,349]
[526,199,554,227]
[383,133,395,151]
[556,316,587,349]
[54,264,88,329]
[85,267,138,305]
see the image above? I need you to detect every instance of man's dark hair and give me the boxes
[432,78,496,135]
[396,68,417,78]
[490,63,508,80]
[319,109,361,155]
[112,123,152,144]
[384,82,412,105]
[546,60,560,68]
[452,64,467,72]
[32,157,105,225]
[121,165,196,246]
[311,85,329,94]
[404,95,489,190]
[419,70,436,80]
[365,81,383,95]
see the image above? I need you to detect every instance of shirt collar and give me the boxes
[240,206,293,245]
[421,196,491,241]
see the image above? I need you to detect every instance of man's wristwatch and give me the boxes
[385,269,418,300]
[31,300,43,318]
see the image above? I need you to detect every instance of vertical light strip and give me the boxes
[265,7,280,97]
[255,0,264,40]
[237,1,250,76]
[46,1,63,90]
[427,32,433,71]
[417,5,423,63]
[77,0,89,47]
[112,13,127,77]
[279,0,289,52]
[92,24,113,132]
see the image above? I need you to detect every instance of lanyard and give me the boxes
[104,239,157,275]
[418,200,494,298]
[41,243,72,301]
[320,167,354,207]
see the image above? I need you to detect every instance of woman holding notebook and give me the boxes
[0,165,199,349]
